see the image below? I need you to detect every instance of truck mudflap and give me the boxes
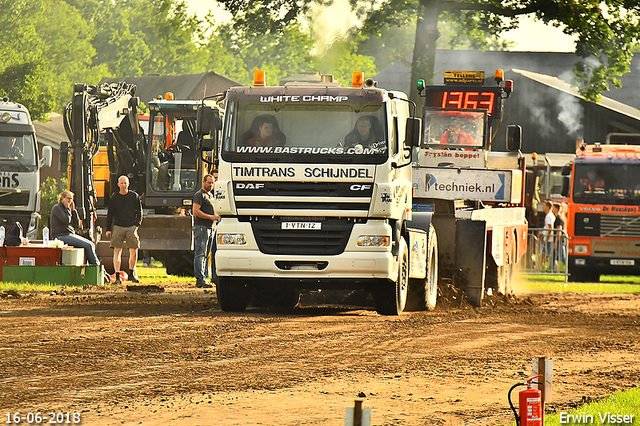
[455,219,487,308]
[407,228,428,280]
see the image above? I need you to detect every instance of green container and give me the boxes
[2,265,104,286]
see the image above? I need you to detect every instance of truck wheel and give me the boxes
[216,277,248,312]
[375,237,408,315]
[568,267,599,283]
[424,225,439,311]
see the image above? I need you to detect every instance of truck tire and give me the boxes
[216,277,248,312]
[568,265,599,283]
[375,237,408,315]
[161,252,194,277]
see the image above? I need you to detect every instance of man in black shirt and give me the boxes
[193,172,219,288]
[50,190,100,265]
[106,175,143,283]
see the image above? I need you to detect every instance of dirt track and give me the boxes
[1,279,639,426]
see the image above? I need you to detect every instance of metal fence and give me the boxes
[516,227,569,283]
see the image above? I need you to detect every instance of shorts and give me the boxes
[110,225,140,249]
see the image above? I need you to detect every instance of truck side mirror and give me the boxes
[561,176,570,197]
[59,141,69,171]
[41,145,52,168]
[506,125,522,151]
[196,106,222,136]
[405,117,421,148]
[200,136,215,152]
[560,164,572,197]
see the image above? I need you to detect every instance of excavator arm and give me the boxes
[62,82,146,239]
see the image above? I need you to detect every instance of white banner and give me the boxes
[412,167,518,202]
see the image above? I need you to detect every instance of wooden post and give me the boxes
[354,399,363,426]
[533,356,553,425]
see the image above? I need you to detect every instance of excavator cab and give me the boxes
[147,99,202,196]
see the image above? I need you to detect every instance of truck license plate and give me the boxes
[281,222,322,230]
[610,259,635,266]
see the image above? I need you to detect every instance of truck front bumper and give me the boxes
[216,249,396,280]
[570,255,640,276]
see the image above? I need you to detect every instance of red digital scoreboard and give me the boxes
[424,86,502,118]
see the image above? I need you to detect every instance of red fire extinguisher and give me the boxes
[508,374,544,426]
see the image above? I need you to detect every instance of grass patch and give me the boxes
[519,273,640,293]
[0,282,85,292]
[521,281,640,294]
[538,388,640,426]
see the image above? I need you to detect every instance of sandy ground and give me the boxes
[1,278,639,426]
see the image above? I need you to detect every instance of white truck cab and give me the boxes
[0,98,52,238]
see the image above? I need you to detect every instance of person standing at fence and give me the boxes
[541,201,555,270]
[552,203,566,270]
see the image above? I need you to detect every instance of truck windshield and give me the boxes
[421,110,485,149]
[222,102,387,164]
[0,133,37,168]
[572,163,640,205]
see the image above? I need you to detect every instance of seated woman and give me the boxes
[241,115,286,148]
[50,190,100,266]
[344,116,384,149]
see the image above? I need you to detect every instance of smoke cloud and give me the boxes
[557,92,583,138]
[307,0,360,54]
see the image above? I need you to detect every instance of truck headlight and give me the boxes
[574,244,588,254]
[357,236,390,247]
[217,233,246,245]
[0,112,11,123]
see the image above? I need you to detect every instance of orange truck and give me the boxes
[561,142,640,281]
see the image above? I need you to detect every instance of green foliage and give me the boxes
[39,176,69,233]
[315,35,377,85]
[0,62,57,122]
[205,19,359,86]
[531,388,640,426]
[216,0,640,103]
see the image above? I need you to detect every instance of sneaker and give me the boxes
[114,274,122,284]
[130,276,140,284]
[196,280,212,289]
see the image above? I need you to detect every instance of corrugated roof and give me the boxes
[100,71,240,105]
[512,68,640,121]
[33,113,66,148]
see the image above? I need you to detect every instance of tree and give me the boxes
[65,0,208,78]
[204,16,377,87]
[0,0,105,116]
[216,0,640,103]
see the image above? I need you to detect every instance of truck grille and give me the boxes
[0,191,30,206]
[600,214,640,238]
[234,181,372,213]
[250,217,354,255]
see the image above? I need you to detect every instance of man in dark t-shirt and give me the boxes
[192,171,219,288]
[106,175,143,283]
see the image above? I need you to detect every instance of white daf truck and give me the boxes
[0,98,52,238]
[200,69,526,313]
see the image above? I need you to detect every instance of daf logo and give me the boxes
[350,184,372,191]
[235,182,265,190]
